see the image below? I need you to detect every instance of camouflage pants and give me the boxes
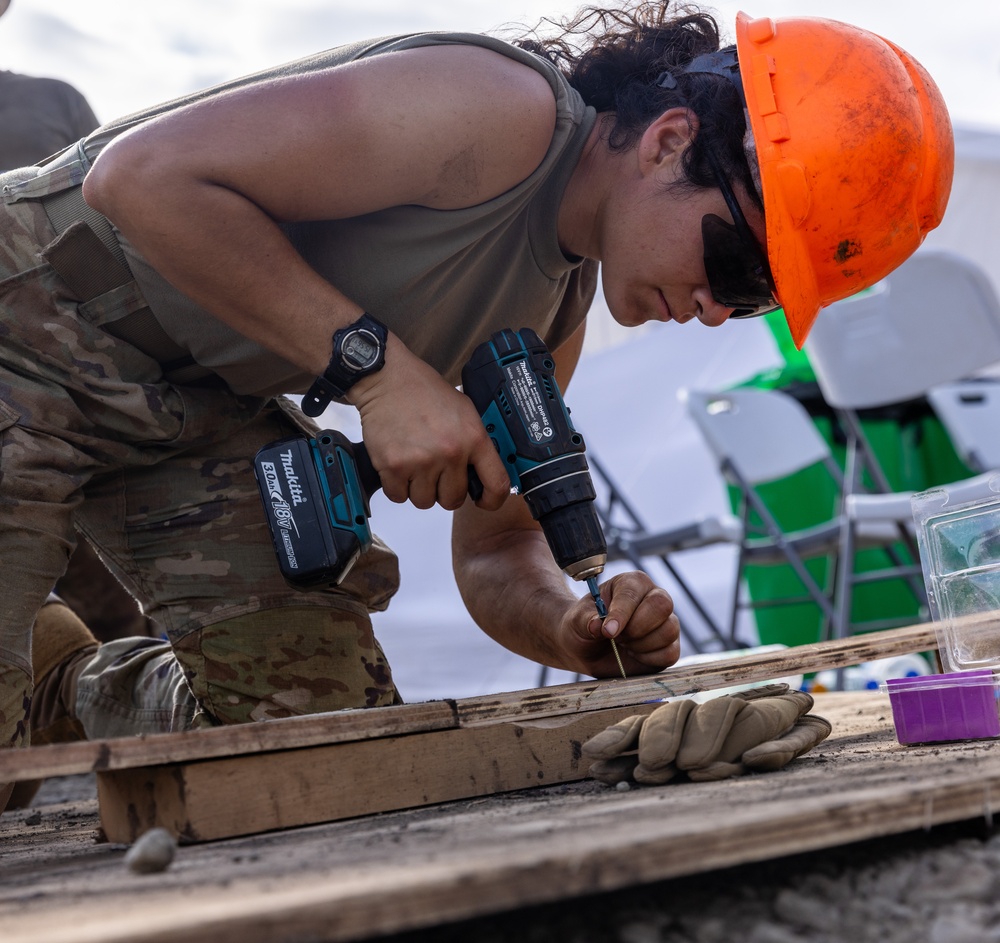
[0,162,402,753]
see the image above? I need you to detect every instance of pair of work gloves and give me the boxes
[583,683,832,786]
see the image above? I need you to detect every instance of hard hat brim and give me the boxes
[735,12,821,349]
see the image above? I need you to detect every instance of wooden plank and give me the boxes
[95,702,660,842]
[6,693,1000,943]
[0,699,459,783]
[453,618,943,726]
[0,619,944,783]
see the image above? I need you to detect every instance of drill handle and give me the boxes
[349,441,384,500]
[467,466,484,503]
[351,440,481,503]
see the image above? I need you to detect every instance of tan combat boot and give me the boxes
[4,597,99,811]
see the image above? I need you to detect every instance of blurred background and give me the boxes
[5,1,1000,699]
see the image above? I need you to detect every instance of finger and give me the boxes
[617,635,681,672]
[590,754,640,785]
[437,463,474,511]
[675,697,746,770]
[608,602,682,671]
[468,445,510,511]
[406,473,438,510]
[617,613,681,656]
[607,583,676,645]
[636,699,696,772]
[601,576,654,633]
[378,469,410,505]
[742,715,832,771]
[586,611,606,641]
[582,714,646,760]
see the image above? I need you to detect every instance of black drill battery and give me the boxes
[253,431,372,589]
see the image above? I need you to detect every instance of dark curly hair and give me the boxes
[515,1,760,210]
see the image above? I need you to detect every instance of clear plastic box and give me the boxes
[911,475,1000,673]
[881,670,1000,744]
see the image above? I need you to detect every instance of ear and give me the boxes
[637,108,699,181]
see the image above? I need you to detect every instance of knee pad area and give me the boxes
[171,606,400,724]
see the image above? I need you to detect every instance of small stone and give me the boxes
[24,811,42,826]
[616,781,632,792]
[773,889,841,933]
[125,827,177,874]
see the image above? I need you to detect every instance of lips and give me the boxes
[657,290,672,322]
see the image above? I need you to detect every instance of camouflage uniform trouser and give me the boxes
[0,162,402,755]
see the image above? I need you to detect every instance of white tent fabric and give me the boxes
[317,123,1000,702]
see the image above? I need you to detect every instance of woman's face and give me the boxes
[597,131,767,331]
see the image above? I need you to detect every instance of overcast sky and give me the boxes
[2,0,998,131]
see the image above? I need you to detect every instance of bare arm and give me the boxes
[82,45,555,511]
[451,323,682,676]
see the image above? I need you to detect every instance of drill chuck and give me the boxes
[519,453,607,580]
[462,329,608,584]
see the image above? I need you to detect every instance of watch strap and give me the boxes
[302,313,387,417]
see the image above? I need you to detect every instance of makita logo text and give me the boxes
[280,449,307,506]
[260,460,301,556]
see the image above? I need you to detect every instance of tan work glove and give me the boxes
[583,683,831,786]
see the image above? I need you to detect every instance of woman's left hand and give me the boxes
[557,571,681,678]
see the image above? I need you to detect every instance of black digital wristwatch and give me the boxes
[302,313,388,417]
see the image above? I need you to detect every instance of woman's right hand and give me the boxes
[347,333,510,512]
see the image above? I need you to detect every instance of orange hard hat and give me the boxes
[735,12,954,347]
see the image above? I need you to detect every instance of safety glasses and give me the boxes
[701,150,780,319]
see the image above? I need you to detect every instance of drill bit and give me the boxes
[587,576,626,680]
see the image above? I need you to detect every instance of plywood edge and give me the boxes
[15,745,1000,943]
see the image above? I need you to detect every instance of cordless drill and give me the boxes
[253,328,609,618]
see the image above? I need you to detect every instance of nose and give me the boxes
[693,289,735,327]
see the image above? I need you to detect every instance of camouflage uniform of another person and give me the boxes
[0,0,98,170]
[0,0,151,642]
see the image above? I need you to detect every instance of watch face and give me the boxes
[342,330,380,371]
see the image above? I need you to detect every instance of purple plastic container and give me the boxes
[884,670,1000,745]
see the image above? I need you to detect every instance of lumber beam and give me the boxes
[95,702,661,843]
[0,619,944,784]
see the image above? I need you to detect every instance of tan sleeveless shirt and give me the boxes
[82,33,598,396]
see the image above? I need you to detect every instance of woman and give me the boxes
[0,2,951,805]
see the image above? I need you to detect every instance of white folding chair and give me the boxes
[927,380,1000,473]
[804,249,1000,638]
[683,387,921,644]
[806,249,1000,492]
